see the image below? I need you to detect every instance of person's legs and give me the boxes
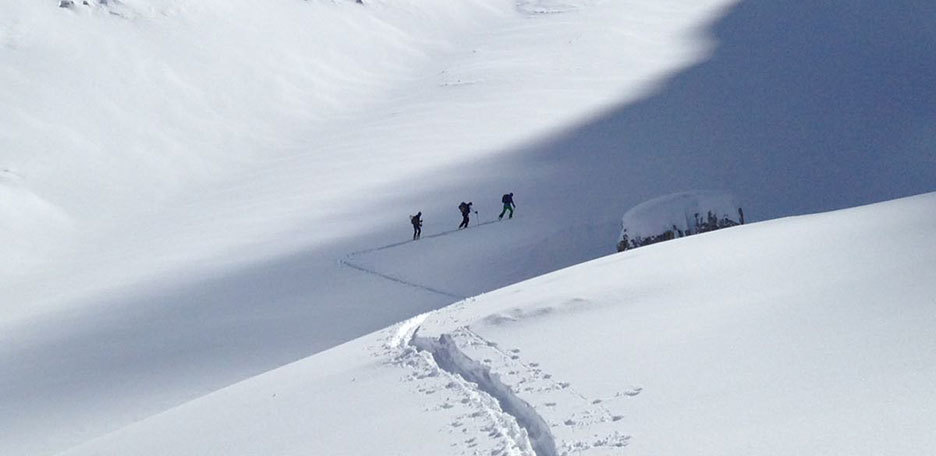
[460,215,469,229]
[507,205,514,218]
[498,204,507,219]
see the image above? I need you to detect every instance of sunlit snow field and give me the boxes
[1,0,934,454]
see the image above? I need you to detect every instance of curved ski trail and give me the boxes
[381,320,636,456]
[351,216,633,455]
[339,218,502,300]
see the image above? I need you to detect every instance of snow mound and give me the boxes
[617,190,743,251]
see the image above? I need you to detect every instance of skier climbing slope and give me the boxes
[499,193,516,220]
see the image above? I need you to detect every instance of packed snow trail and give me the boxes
[382,314,543,456]
[411,329,558,456]
[340,218,504,300]
[342,217,563,456]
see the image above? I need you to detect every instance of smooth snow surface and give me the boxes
[61,193,936,456]
[1,0,934,454]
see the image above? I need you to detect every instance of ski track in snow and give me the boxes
[339,219,502,300]
[377,321,536,456]
[414,329,551,456]
[353,222,637,455]
[339,259,466,300]
[377,316,636,456]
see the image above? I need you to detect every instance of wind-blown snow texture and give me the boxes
[1,0,934,454]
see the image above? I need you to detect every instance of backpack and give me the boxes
[501,194,509,204]
[458,202,468,213]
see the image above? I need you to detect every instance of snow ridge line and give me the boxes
[411,329,559,456]
[339,218,503,299]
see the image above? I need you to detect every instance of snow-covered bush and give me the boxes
[617,191,744,251]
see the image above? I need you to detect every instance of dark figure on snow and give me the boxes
[498,192,515,220]
[458,201,473,229]
[410,212,422,240]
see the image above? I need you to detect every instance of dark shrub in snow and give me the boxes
[617,191,744,252]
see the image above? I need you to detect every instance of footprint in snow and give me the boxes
[614,388,640,397]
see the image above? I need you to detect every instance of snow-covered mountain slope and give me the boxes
[0,0,731,321]
[60,192,936,456]
[3,1,736,453]
[2,0,934,454]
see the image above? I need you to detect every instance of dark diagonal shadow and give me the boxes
[511,0,936,221]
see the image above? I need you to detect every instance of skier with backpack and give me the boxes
[458,201,473,229]
[410,212,422,240]
[498,192,515,220]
